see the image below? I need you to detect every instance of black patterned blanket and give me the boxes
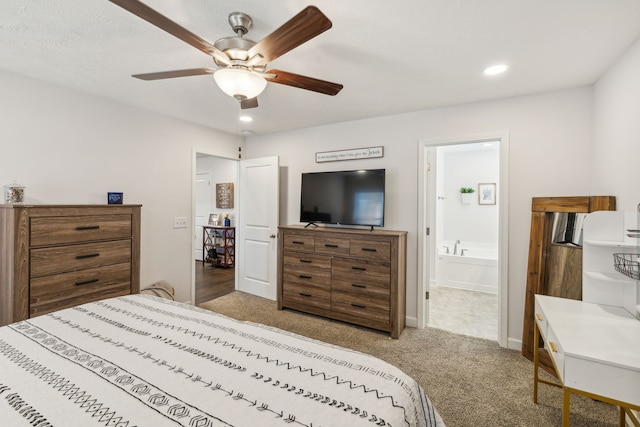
[0,295,444,426]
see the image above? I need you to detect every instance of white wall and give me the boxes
[440,146,499,245]
[593,37,640,211]
[0,70,241,304]
[196,156,238,224]
[245,87,594,346]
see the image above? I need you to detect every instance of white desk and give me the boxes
[533,294,640,426]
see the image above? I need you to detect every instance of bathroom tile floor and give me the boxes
[428,286,498,341]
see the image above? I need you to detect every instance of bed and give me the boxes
[0,294,444,426]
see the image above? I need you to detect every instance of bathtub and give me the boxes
[436,243,498,294]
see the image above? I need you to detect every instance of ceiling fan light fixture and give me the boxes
[214,68,267,100]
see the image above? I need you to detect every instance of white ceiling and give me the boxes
[2,0,640,136]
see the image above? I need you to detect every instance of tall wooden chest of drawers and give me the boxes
[0,205,141,326]
[278,225,407,338]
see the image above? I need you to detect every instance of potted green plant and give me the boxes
[459,187,475,204]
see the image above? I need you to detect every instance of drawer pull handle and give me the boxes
[76,253,100,259]
[325,244,339,248]
[535,314,543,321]
[300,259,312,263]
[75,278,99,286]
[292,240,305,245]
[362,248,377,252]
[351,283,366,288]
[299,292,312,297]
[75,225,100,231]
[549,342,558,353]
[299,275,312,279]
[351,303,366,309]
[351,266,366,271]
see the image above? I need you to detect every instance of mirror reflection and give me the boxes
[551,212,587,247]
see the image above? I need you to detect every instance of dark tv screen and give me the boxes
[300,169,385,227]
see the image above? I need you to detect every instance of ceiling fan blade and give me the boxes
[132,68,215,81]
[241,98,259,109]
[108,0,229,63]
[265,69,343,96]
[248,6,332,65]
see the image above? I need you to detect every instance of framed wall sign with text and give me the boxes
[216,183,234,209]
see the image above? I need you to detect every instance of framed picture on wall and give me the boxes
[216,183,234,208]
[478,183,496,205]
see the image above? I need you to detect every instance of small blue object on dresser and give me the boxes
[107,192,123,204]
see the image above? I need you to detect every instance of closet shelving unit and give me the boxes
[202,226,235,268]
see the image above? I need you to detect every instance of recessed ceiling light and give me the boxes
[239,115,253,123]
[483,64,509,76]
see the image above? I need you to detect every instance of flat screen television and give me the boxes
[300,169,385,228]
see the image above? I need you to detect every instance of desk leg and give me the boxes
[562,387,571,427]
[619,407,625,427]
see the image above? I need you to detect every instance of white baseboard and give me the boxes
[405,316,417,328]
[507,337,522,351]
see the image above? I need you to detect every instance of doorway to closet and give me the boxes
[194,154,237,305]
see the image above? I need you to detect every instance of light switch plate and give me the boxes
[174,217,187,229]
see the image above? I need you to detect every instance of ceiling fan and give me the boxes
[108,0,343,109]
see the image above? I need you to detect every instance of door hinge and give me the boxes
[425,227,430,236]
[425,291,430,300]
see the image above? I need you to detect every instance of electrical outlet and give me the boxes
[173,217,188,229]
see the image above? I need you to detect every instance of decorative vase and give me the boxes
[224,217,231,227]
[4,180,25,204]
[460,193,473,205]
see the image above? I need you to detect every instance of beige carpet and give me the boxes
[199,291,618,427]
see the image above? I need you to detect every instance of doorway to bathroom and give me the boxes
[418,134,509,346]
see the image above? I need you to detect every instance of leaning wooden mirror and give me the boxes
[521,196,616,373]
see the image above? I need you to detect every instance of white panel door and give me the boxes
[195,173,212,261]
[238,156,279,300]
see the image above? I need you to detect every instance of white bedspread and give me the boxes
[0,295,444,426]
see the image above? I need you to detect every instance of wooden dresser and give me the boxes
[0,205,141,326]
[278,225,407,338]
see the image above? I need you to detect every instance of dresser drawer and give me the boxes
[283,233,315,252]
[283,267,331,288]
[331,291,390,324]
[350,239,391,261]
[30,263,131,302]
[30,215,132,246]
[332,278,390,300]
[283,283,331,310]
[30,286,131,318]
[31,240,132,278]
[283,251,331,269]
[315,236,350,255]
[332,257,391,286]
